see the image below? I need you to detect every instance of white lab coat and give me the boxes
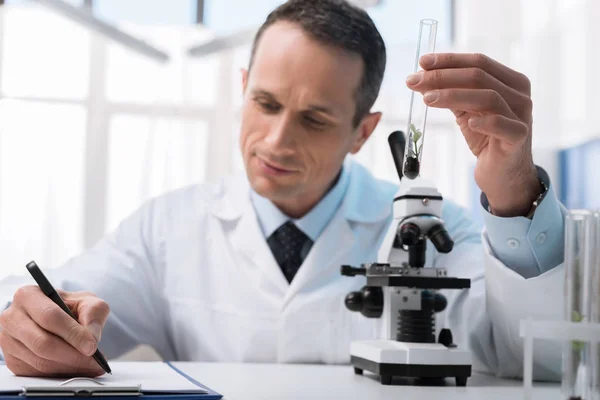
[0,158,564,380]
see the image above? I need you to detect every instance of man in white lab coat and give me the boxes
[0,0,565,380]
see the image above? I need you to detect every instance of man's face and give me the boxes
[239,22,380,215]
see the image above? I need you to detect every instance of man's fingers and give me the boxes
[0,307,98,366]
[423,88,516,119]
[67,294,110,341]
[1,333,103,377]
[406,68,533,119]
[61,292,109,342]
[15,287,98,356]
[419,52,531,95]
[467,114,529,145]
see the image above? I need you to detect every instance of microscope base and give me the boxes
[349,339,471,386]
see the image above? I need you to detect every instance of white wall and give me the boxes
[454,0,600,186]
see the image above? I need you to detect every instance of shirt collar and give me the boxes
[250,164,350,242]
[210,156,394,224]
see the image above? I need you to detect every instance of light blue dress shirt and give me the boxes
[252,164,565,279]
[251,165,350,242]
[480,166,566,277]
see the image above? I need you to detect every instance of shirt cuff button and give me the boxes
[507,238,520,249]
[536,232,547,244]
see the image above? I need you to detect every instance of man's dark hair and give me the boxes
[248,0,386,127]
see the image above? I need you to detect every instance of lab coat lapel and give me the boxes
[229,204,290,297]
[282,158,396,307]
[212,173,289,298]
[283,208,356,306]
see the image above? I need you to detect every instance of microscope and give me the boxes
[341,131,472,386]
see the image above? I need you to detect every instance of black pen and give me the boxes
[25,260,112,375]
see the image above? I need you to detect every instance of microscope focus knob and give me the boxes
[433,293,447,312]
[345,291,363,312]
[421,290,448,312]
[344,287,383,318]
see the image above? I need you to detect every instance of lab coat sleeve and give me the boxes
[0,197,173,361]
[435,199,564,382]
[480,166,567,277]
[479,233,564,381]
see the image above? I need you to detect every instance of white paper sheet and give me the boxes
[0,362,208,393]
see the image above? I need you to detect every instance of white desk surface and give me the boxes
[172,362,562,400]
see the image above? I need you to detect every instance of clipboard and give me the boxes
[20,377,141,397]
[0,362,222,400]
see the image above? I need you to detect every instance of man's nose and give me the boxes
[264,114,296,150]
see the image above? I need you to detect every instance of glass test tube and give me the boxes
[563,210,596,400]
[403,18,438,179]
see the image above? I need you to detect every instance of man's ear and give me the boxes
[350,111,382,154]
[241,68,249,93]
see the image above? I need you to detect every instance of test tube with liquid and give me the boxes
[563,210,597,400]
[403,18,437,179]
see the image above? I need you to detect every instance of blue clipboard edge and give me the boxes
[0,361,223,400]
[164,362,223,400]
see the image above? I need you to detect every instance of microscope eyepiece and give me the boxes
[428,223,454,253]
[387,130,406,181]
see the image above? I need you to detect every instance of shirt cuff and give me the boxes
[480,166,566,278]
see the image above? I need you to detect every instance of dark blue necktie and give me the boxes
[267,221,313,283]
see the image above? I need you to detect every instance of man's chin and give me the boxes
[249,174,298,200]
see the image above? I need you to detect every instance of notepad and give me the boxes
[0,362,208,395]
